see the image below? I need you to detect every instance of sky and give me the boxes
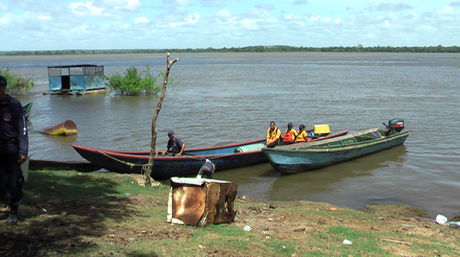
[0,0,459,51]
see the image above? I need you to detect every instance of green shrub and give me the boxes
[0,67,35,95]
[106,66,167,96]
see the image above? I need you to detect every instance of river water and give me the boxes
[1,52,459,217]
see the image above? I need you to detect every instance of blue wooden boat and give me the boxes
[47,64,106,95]
[72,130,348,179]
[263,127,409,175]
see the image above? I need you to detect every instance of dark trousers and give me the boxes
[0,143,24,208]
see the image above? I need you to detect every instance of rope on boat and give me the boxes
[97,150,144,169]
[96,149,233,175]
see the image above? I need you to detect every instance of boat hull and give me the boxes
[72,140,268,180]
[72,131,348,179]
[264,130,409,174]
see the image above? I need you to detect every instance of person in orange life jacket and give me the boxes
[295,124,308,142]
[0,75,28,226]
[283,122,298,143]
[162,130,185,156]
[266,121,281,147]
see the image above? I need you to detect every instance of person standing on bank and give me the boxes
[162,130,185,156]
[0,75,28,225]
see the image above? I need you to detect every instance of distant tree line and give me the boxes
[1,45,460,56]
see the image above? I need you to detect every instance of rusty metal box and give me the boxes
[167,177,238,227]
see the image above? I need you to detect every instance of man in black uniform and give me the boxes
[0,75,28,225]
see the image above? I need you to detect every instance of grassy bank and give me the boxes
[1,170,459,256]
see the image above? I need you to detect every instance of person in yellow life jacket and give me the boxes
[283,122,298,143]
[296,124,308,142]
[266,121,281,147]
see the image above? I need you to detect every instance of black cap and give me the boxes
[168,130,174,136]
[0,75,7,87]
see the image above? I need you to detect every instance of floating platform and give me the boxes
[46,64,106,95]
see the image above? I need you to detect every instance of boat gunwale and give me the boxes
[72,142,266,161]
[73,138,266,155]
[72,130,349,161]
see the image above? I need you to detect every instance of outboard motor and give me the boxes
[383,119,405,135]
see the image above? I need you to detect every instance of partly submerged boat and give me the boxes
[41,120,78,136]
[72,130,348,179]
[263,122,409,175]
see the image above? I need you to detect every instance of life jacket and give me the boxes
[296,130,307,142]
[283,129,297,142]
[267,127,280,143]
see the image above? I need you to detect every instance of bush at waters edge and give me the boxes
[0,67,35,95]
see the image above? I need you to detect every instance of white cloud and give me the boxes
[0,16,9,24]
[126,0,140,9]
[367,3,413,12]
[135,16,149,24]
[241,19,258,30]
[69,1,104,16]
[174,0,190,6]
[216,9,232,19]
[441,6,454,13]
[38,15,52,21]
[0,2,7,10]
[169,13,200,27]
[292,0,308,5]
[102,0,140,11]
[201,0,221,8]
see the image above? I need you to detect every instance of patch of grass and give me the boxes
[308,226,392,257]
[192,224,254,253]
[25,170,162,201]
[409,241,460,256]
[1,170,459,257]
[266,238,297,256]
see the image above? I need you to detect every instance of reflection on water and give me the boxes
[269,145,408,202]
[2,52,460,217]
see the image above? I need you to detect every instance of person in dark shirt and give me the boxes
[162,130,185,156]
[196,159,215,179]
[0,75,28,225]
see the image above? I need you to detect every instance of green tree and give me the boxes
[0,67,35,95]
[106,66,173,96]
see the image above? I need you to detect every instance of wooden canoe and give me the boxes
[262,128,409,175]
[72,131,348,179]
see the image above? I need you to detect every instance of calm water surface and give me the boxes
[1,52,459,217]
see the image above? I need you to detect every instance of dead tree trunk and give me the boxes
[142,53,179,186]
